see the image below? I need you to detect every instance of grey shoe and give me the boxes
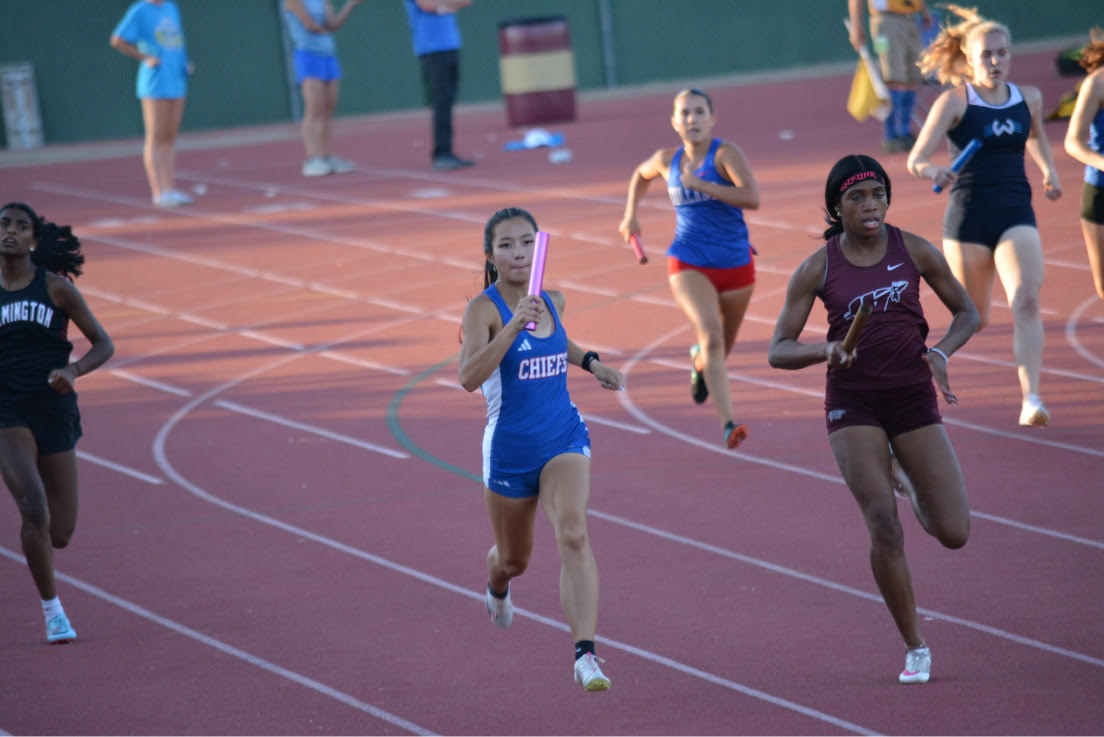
[432,153,475,171]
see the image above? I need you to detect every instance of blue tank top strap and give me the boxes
[1086,108,1104,187]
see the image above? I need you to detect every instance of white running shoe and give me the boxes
[167,189,195,205]
[485,584,512,628]
[326,156,356,174]
[1019,394,1049,427]
[899,646,930,684]
[302,157,333,177]
[573,653,611,692]
[46,613,76,644]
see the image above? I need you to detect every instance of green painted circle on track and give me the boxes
[386,353,481,484]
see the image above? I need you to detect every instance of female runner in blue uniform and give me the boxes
[907,5,1062,427]
[768,156,978,684]
[458,208,623,692]
[1,203,114,644]
[619,88,760,448]
[1063,29,1104,300]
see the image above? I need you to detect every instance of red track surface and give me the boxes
[2,49,1102,735]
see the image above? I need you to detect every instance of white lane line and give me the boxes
[33,182,397,255]
[1066,295,1104,370]
[110,369,193,397]
[213,400,409,459]
[434,378,465,391]
[586,509,1104,669]
[0,547,434,736]
[652,355,1104,460]
[318,350,410,376]
[580,413,651,434]
[49,179,1104,388]
[632,329,1104,549]
[146,329,881,736]
[75,451,163,485]
[238,329,305,351]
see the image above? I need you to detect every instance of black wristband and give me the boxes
[581,351,600,373]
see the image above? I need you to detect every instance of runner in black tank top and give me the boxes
[906,6,1062,427]
[1,203,114,645]
[770,155,978,684]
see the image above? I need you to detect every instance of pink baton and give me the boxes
[525,231,549,330]
[629,234,648,264]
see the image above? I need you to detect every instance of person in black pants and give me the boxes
[403,0,475,171]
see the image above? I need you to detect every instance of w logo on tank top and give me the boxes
[988,119,1022,137]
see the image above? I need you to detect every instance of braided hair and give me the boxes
[822,155,891,240]
[1,202,84,280]
[482,207,538,288]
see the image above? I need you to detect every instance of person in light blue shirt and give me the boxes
[110,0,194,208]
[403,0,475,170]
[284,0,363,177]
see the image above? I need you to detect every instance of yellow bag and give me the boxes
[847,58,890,122]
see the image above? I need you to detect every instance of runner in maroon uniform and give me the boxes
[768,155,979,684]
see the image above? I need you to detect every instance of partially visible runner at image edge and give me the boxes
[458,207,624,692]
[768,156,979,684]
[1,203,115,645]
[284,0,364,178]
[906,4,1062,428]
[1063,28,1104,300]
[619,88,759,449]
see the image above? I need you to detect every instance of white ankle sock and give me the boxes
[42,597,64,620]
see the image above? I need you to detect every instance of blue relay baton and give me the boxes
[933,138,982,193]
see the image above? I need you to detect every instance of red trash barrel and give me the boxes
[497,16,576,128]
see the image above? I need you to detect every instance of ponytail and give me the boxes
[1,201,84,280]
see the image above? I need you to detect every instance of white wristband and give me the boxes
[928,346,949,362]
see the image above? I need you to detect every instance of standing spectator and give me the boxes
[849,0,933,153]
[110,0,194,208]
[402,0,475,171]
[284,0,363,177]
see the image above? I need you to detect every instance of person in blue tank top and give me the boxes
[110,0,194,208]
[458,208,623,692]
[769,157,978,684]
[284,0,363,177]
[907,5,1062,429]
[619,89,760,449]
[1,203,114,645]
[1063,29,1104,300]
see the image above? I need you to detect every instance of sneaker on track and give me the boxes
[302,157,333,177]
[573,653,611,692]
[899,645,930,684]
[1019,393,1049,427]
[689,344,708,404]
[485,583,512,628]
[723,420,747,449]
[46,613,76,644]
[326,156,356,174]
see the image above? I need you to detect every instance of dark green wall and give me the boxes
[1,1,1100,146]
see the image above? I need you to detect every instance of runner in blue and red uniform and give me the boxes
[1063,29,1104,300]
[1,203,113,645]
[458,208,623,692]
[768,156,978,684]
[907,5,1062,427]
[620,88,759,448]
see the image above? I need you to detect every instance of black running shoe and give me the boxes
[689,344,708,404]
